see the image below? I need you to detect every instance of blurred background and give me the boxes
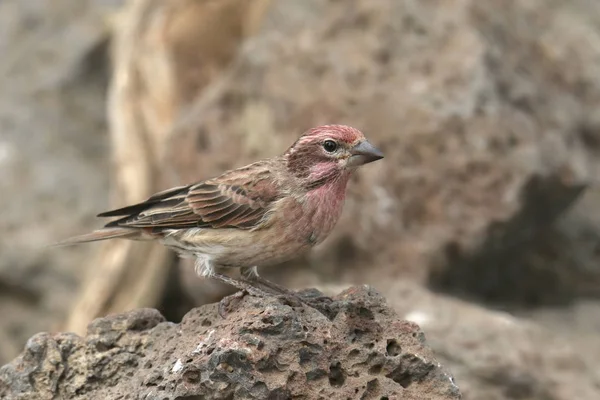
[2,0,600,398]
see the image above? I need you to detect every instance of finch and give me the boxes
[58,125,383,302]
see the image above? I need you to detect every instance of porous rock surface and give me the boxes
[0,286,460,399]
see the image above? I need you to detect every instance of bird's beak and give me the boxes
[347,140,384,167]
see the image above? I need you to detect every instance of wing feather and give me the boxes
[98,161,281,231]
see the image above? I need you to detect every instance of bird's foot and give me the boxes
[294,292,336,319]
[244,276,335,318]
[213,269,335,318]
[211,271,273,298]
[218,290,247,319]
[273,293,305,308]
[211,271,279,318]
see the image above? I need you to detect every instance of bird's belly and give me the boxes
[219,239,310,268]
[162,192,344,268]
[162,227,311,269]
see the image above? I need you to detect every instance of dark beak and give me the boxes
[347,140,384,167]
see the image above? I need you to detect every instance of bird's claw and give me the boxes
[218,290,247,319]
[295,294,335,318]
[273,292,334,318]
[275,293,304,308]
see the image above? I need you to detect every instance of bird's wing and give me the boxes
[99,161,282,231]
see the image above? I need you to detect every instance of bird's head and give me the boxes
[285,125,384,188]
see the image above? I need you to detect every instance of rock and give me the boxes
[0,0,122,363]
[0,286,461,399]
[4,0,600,393]
[383,282,600,400]
[165,0,600,307]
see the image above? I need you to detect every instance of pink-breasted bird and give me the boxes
[58,125,383,304]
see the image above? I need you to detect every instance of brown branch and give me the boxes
[62,0,272,334]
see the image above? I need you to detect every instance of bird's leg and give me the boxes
[240,266,300,297]
[197,258,271,298]
[199,258,282,317]
[210,271,272,298]
[236,266,303,308]
[210,270,277,319]
[217,290,246,319]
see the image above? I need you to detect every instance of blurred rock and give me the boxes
[384,282,600,400]
[0,286,461,399]
[162,0,600,307]
[0,0,122,363]
[516,296,600,371]
[60,0,275,337]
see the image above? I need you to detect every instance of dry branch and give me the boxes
[63,0,271,334]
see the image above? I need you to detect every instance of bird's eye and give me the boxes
[322,140,338,153]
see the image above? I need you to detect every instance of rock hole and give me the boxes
[328,361,346,387]
[183,369,200,384]
[348,349,360,358]
[129,319,153,331]
[299,348,314,364]
[365,342,374,349]
[369,364,383,375]
[381,397,389,400]
[306,368,327,381]
[94,342,112,352]
[201,319,212,327]
[358,307,374,319]
[352,328,365,343]
[391,372,413,389]
[386,339,401,357]
[250,382,268,398]
[363,379,379,397]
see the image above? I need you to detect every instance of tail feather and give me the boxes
[52,228,139,247]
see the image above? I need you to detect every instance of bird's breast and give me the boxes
[160,180,348,268]
[290,178,348,246]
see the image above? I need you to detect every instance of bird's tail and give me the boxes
[51,228,139,247]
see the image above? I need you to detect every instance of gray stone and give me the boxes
[0,0,120,364]
[0,286,461,399]
[384,282,600,400]
[169,0,600,309]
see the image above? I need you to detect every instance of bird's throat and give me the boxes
[304,161,348,190]
[301,173,349,244]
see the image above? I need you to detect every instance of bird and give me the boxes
[57,124,383,307]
